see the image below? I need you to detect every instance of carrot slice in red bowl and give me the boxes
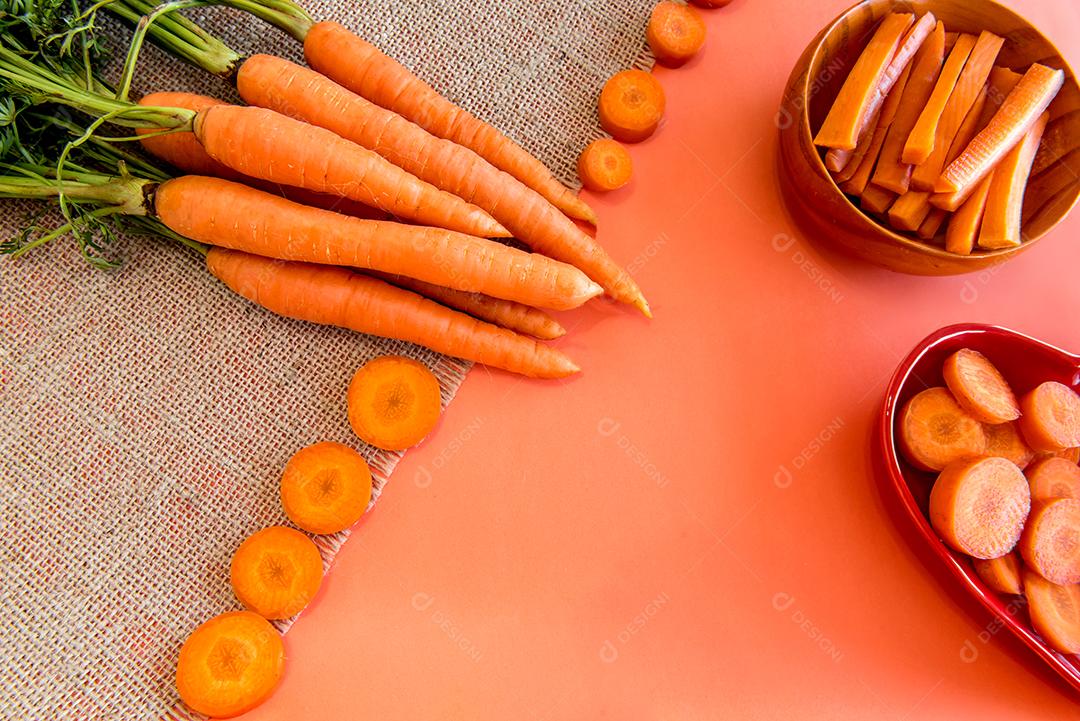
[879,324,1080,693]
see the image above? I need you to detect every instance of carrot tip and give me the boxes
[635,296,653,318]
[550,323,568,339]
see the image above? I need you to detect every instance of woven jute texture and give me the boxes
[0,2,654,720]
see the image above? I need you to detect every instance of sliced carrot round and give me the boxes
[972,551,1023,595]
[942,349,1020,424]
[348,355,442,451]
[1019,498,1080,585]
[1026,456,1080,502]
[1048,446,1080,464]
[577,138,633,192]
[983,420,1035,470]
[281,441,372,535]
[897,386,987,472]
[647,1,706,68]
[1019,382,1080,452]
[230,526,323,619]
[1023,569,1080,654]
[599,69,666,143]
[176,611,285,718]
[929,456,1030,559]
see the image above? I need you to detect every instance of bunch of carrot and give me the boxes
[2,0,660,383]
[814,12,1065,254]
[897,348,1080,654]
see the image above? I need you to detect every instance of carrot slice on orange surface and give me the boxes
[1020,498,1080,584]
[230,526,323,620]
[281,441,373,535]
[910,31,1004,191]
[918,207,948,241]
[872,20,947,193]
[930,66,1023,211]
[577,138,633,192]
[977,111,1049,249]
[985,421,1036,470]
[348,355,442,451]
[897,386,987,471]
[825,13,935,172]
[1027,456,1080,502]
[888,190,933,231]
[973,552,1024,595]
[902,33,977,165]
[599,69,666,143]
[815,12,915,151]
[1024,570,1080,654]
[176,611,285,718]
[938,63,1065,197]
[942,348,1020,423]
[1019,381,1080,452]
[944,174,992,254]
[860,183,896,215]
[646,1,706,68]
[929,456,1031,559]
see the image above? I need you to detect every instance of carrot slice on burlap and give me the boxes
[937,63,1065,197]
[929,455,1031,559]
[903,33,977,165]
[872,20,947,193]
[815,12,915,151]
[977,112,1049,249]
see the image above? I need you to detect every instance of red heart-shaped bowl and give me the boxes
[879,323,1080,692]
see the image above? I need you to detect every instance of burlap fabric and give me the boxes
[0,2,654,719]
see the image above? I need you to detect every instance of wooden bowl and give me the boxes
[777,0,1080,275]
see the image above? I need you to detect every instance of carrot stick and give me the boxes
[903,33,977,165]
[235,55,649,315]
[917,207,947,240]
[814,12,915,151]
[833,108,881,184]
[872,20,947,193]
[1019,381,1080,452]
[897,386,987,471]
[945,177,990,255]
[838,64,913,193]
[910,31,1003,191]
[374,273,566,340]
[176,611,284,718]
[189,104,509,238]
[155,176,601,312]
[206,248,581,379]
[347,355,442,450]
[137,91,386,220]
[281,442,372,535]
[973,552,1023,595]
[824,12,935,172]
[942,348,1020,423]
[231,526,323,619]
[984,421,1036,470]
[302,21,598,225]
[978,112,1050,249]
[938,63,1065,196]
[930,67,1024,211]
[1022,146,1080,225]
[1031,109,1080,177]
[888,190,932,231]
[1024,569,1080,654]
[913,82,990,192]
[1027,456,1080,502]
[1020,498,1080,584]
[860,183,896,215]
[929,456,1031,559]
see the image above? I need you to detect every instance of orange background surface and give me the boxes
[241,1,1080,718]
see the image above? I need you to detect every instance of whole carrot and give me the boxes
[373,273,566,341]
[207,248,580,379]
[190,104,508,238]
[153,176,601,311]
[301,20,597,226]
[137,91,386,220]
[236,54,649,315]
